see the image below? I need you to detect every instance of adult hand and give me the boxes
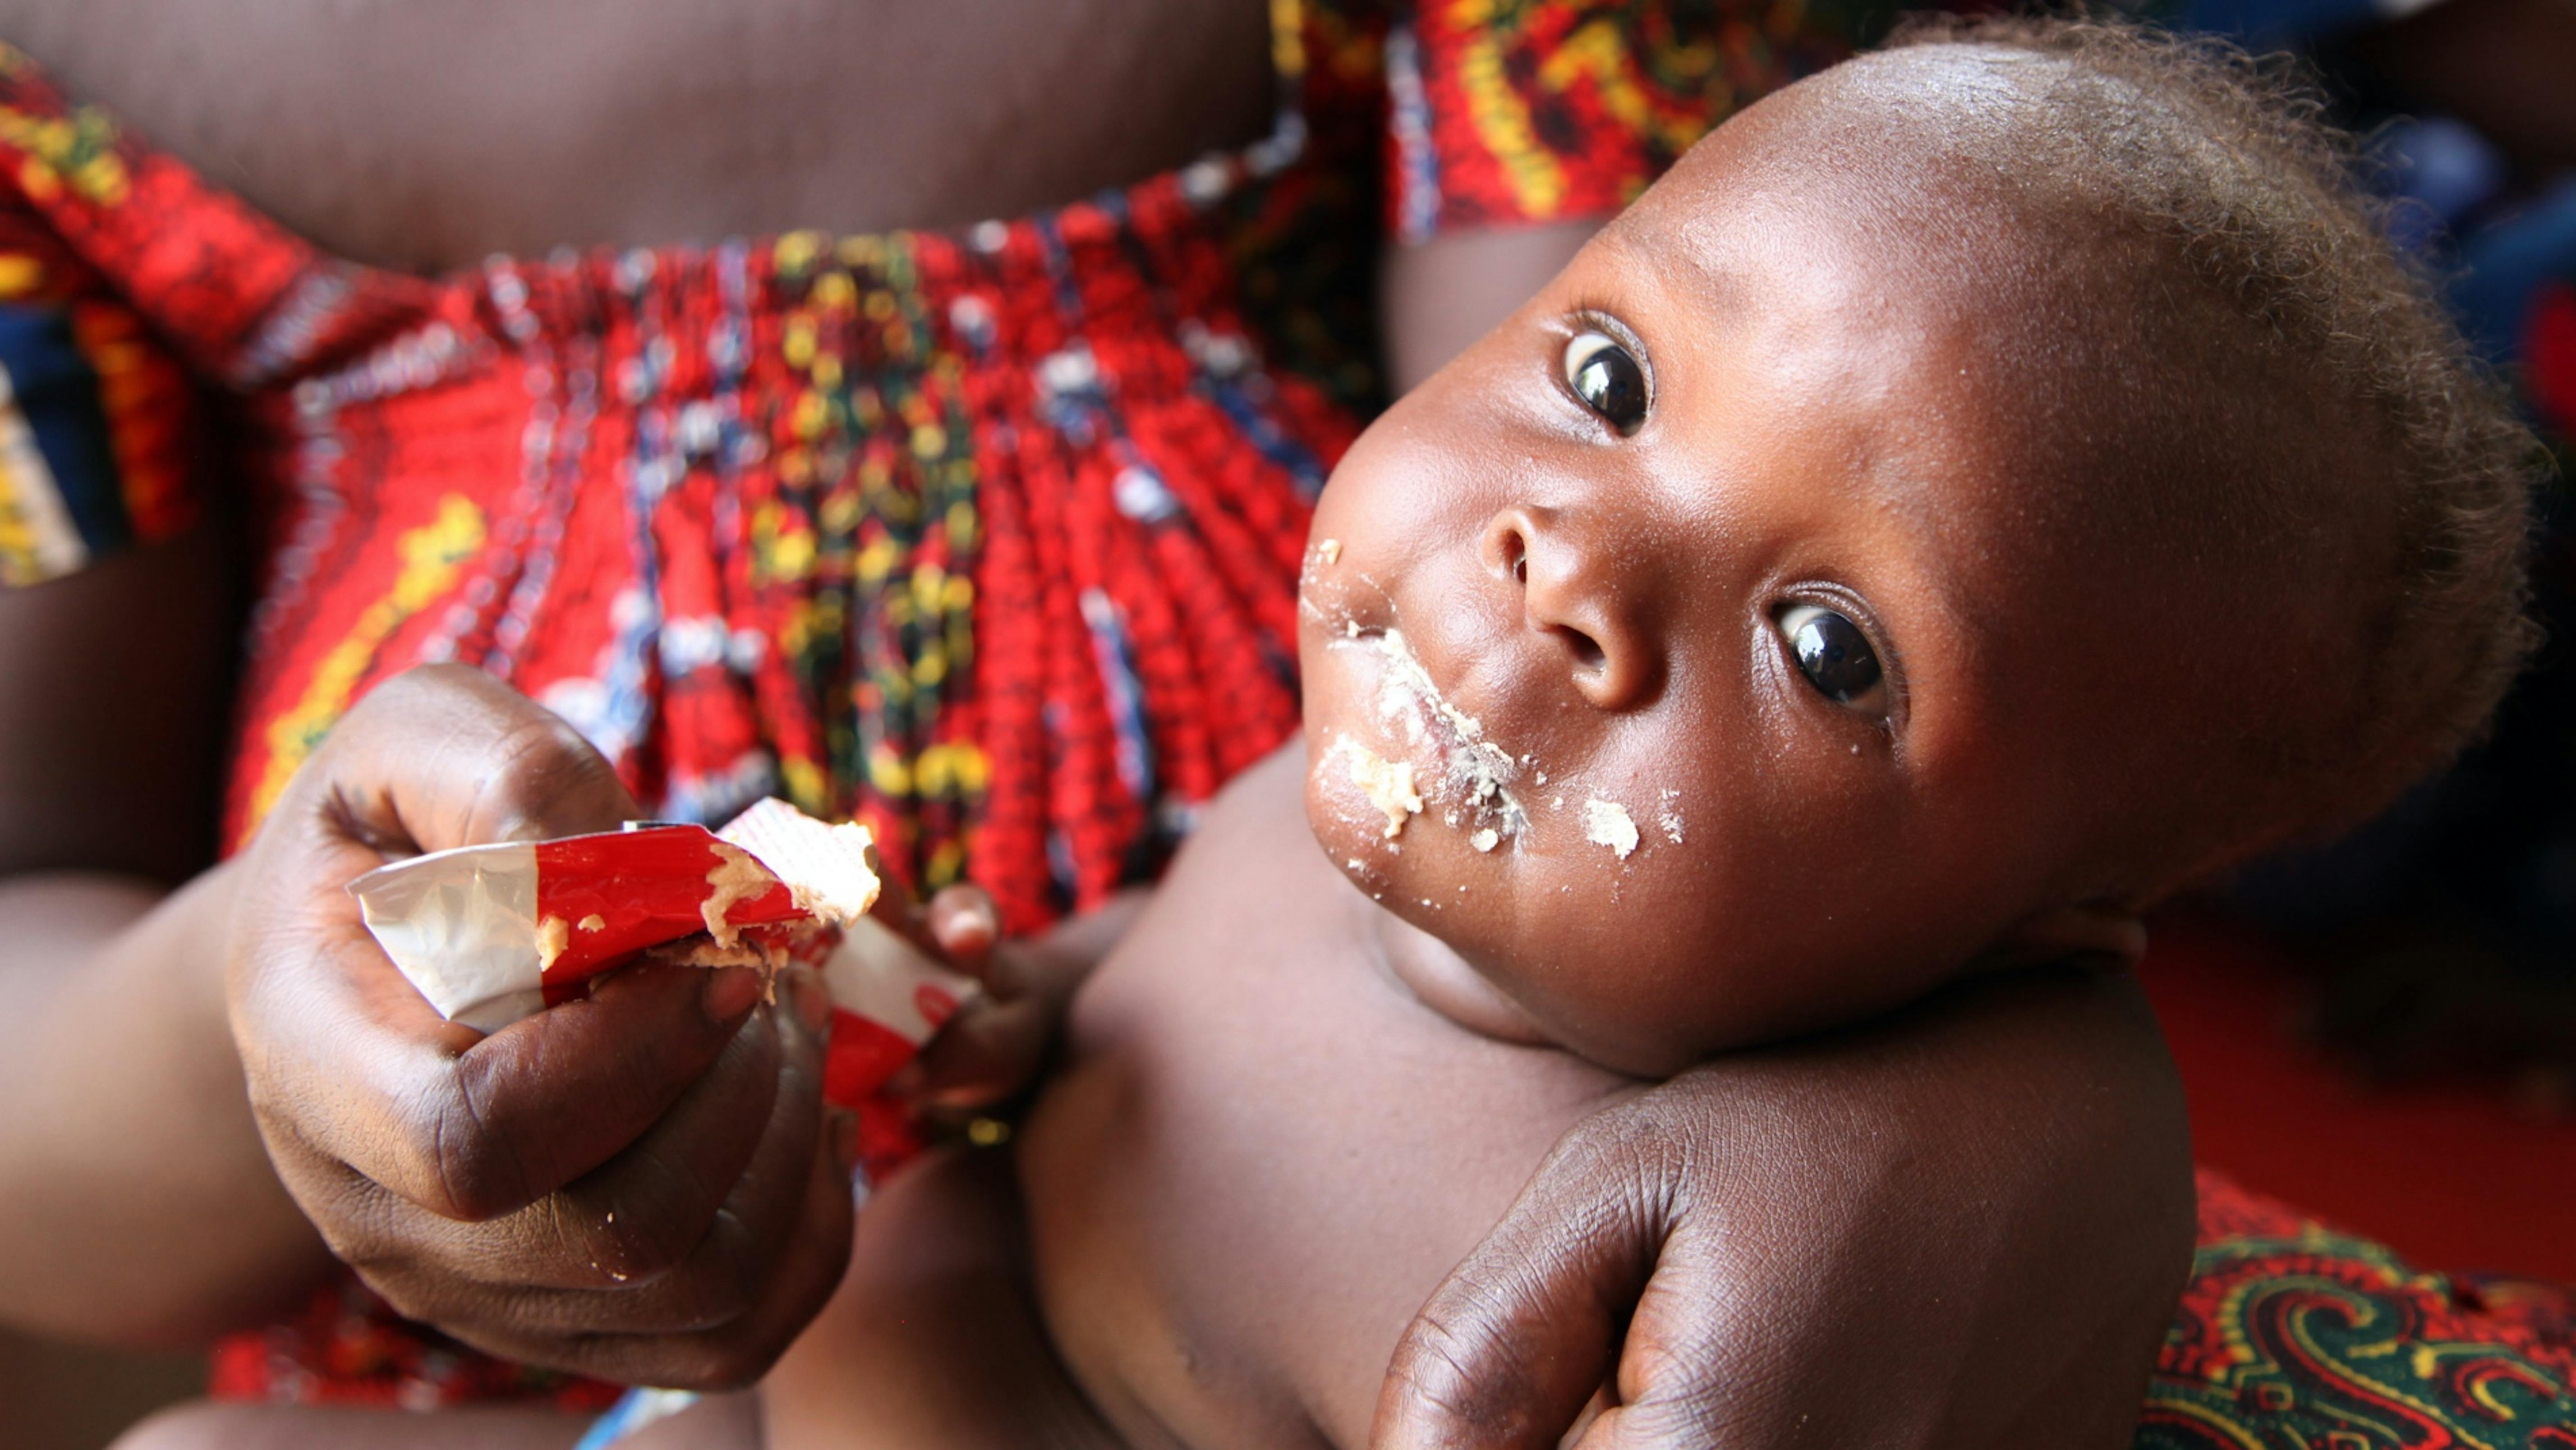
[226,663,847,1389]
[1373,966,2194,1450]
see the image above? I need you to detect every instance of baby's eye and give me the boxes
[1561,329,1648,436]
[1778,604,1886,710]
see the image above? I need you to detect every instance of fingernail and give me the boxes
[932,889,1000,954]
[702,967,762,1024]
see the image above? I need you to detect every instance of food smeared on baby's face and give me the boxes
[1582,799,1639,860]
[1296,53,2306,1077]
[1333,738,1424,840]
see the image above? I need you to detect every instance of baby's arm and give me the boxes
[1379,965,2193,1450]
[1379,223,1600,394]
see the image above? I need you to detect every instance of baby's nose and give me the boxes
[1480,505,1661,711]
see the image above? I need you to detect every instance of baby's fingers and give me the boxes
[860,880,1007,985]
[922,884,1002,985]
[885,995,1052,1113]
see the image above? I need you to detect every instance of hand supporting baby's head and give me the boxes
[1298,18,2540,1077]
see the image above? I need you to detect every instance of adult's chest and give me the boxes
[1017,756,1633,1450]
[0,0,1276,269]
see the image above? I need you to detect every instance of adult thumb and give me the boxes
[1370,1117,1676,1450]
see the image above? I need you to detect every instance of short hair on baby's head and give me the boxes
[1881,14,2545,884]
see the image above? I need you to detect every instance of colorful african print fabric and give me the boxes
[2147,1171,2576,1448]
[0,1,1808,929]
[0,0,1828,1408]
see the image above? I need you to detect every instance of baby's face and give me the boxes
[1300,74,2218,1075]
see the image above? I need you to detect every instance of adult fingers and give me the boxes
[491,1122,854,1389]
[248,939,769,1223]
[640,1094,857,1388]
[379,1006,851,1389]
[509,1096,856,1390]
[1561,1262,1755,1450]
[317,992,799,1294]
[551,980,833,1315]
[1371,1112,1676,1450]
[236,665,784,1220]
[352,989,830,1337]
[316,664,643,855]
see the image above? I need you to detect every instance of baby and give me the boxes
[153,16,2539,1450]
[754,18,2539,1450]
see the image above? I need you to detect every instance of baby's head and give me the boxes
[1297,18,2542,1075]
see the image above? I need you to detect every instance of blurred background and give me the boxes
[8,0,2574,1444]
[2093,0,2576,1289]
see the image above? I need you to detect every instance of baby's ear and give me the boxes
[1987,901,2148,972]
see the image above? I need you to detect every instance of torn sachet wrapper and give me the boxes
[350,798,976,1106]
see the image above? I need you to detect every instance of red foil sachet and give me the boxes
[350,800,977,1123]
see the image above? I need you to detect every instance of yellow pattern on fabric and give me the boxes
[242,496,487,837]
[1271,0,1308,82]
[752,500,817,587]
[2138,1220,2576,1449]
[1450,0,1569,217]
[0,356,84,587]
[0,97,128,206]
[0,459,41,585]
[2145,1400,2270,1450]
[1539,18,1714,155]
[0,254,42,298]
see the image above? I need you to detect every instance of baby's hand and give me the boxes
[882,885,1149,1121]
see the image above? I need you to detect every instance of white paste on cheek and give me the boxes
[1657,787,1685,845]
[1298,539,1347,616]
[1585,798,1640,860]
[1329,625,1530,841]
[1331,737,1425,840]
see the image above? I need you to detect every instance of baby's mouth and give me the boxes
[1328,622,1530,845]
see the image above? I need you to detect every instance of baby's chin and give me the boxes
[1300,728,1493,900]
[1298,753,1654,1066]
[1304,828,1559,1053]
[1300,734,1438,905]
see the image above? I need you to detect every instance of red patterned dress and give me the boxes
[0,2,2567,1440]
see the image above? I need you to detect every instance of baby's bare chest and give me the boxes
[1017,781,1631,1449]
[2,0,1273,270]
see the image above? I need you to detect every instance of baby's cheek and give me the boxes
[1300,749,1408,895]
[1453,858,1728,1071]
